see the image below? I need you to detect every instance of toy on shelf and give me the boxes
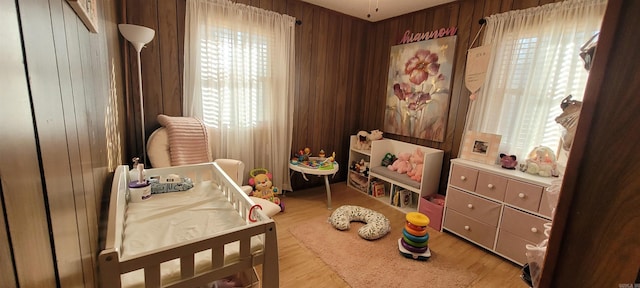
[406,148,424,182]
[350,159,369,176]
[249,168,283,210]
[381,153,396,167]
[398,212,431,261]
[387,152,412,174]
[355,129,384,150]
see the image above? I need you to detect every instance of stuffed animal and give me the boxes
[249,170,281,205]
[355,129,384,150]
[500,153,518,170]
[406,148,424,182]
[524,146,559,177]
[387,152,412,174]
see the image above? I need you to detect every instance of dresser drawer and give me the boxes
[495,230,535,266]
[449,164,478,191]
[446,187,501,226]
[538,189,554,218]
[500,207,549,244]
[443,209,497,249]
[476,171,508,201]
[504,180,543,212]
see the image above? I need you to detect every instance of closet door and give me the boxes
[0,0,57,286]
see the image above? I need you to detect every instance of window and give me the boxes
[495,32,592,154]
[467,1,606,161]
[199,28,269,129]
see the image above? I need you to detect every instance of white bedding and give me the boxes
[120,180,263,287]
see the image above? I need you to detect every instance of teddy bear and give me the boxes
[406,148,424,182]
[387,152,412,174]
[249,172,281,205]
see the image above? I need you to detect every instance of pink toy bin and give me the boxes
[419,194,445,231]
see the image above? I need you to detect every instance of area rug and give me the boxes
[289,216,477,288]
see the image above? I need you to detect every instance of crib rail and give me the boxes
[99,163,277,288]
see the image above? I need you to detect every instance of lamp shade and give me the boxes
[118,24,155,52]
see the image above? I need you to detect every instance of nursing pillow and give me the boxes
[328,205,391,240]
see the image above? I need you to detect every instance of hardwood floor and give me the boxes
[260,182,529,288]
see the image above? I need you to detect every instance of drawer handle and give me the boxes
[467,204,474,209]
[464,225,470,231]
[518,193,526,198]
[531,227,538,233]
[460,176,467,181]
[487,184,494,189]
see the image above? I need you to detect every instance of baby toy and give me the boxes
[523,146,559,177]
[499,153,518,170]
[387,152,412,174]
[295,147,312,162]
[249,168,283,209]
[355,129,384,150]
[398,212,431,261]
[381,153,396,167]
[406,148,424,182]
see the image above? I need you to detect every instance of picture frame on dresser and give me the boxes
[460,131,502,165]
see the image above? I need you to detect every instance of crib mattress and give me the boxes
[120,180,263,287]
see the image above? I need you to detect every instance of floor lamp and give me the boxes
[118,24,155,166]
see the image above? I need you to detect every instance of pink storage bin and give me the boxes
[419,194,445,231]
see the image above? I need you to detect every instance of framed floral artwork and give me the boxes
[384,35,457,142]
[460,131,502,165]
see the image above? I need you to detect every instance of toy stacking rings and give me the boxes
[403,236,429,248]
[406,221,426,231]
[404,224,428,236]
[403,229,430,243]
[406,212,430,227]
[400,238,429,253]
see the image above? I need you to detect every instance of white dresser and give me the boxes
[442,158,556,265]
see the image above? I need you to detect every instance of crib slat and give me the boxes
[144,264,161,287]
[211,246,224,268]
[180,255,194,279]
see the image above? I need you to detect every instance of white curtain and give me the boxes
[464,0,606,161]
[184,0,296,190]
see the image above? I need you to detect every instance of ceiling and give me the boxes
[300,0,457,22]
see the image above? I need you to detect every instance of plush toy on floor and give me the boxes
[249,168,284,211]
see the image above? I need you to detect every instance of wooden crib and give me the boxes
[99,162,279,287]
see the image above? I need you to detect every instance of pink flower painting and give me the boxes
[384,36,457,142]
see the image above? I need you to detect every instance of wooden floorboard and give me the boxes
[258,182,528,287]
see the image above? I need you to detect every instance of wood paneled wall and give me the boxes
[123,0,369,189]
[123,0,562,191]
[0,0,125,287]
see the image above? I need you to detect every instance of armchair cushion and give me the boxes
[157,114,211,166]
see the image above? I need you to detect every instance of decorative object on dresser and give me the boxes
[346,135,444,213]
[522,146,559,177]
[499,153,518,170]
[460,131,502,165]
[442,158,556,266]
